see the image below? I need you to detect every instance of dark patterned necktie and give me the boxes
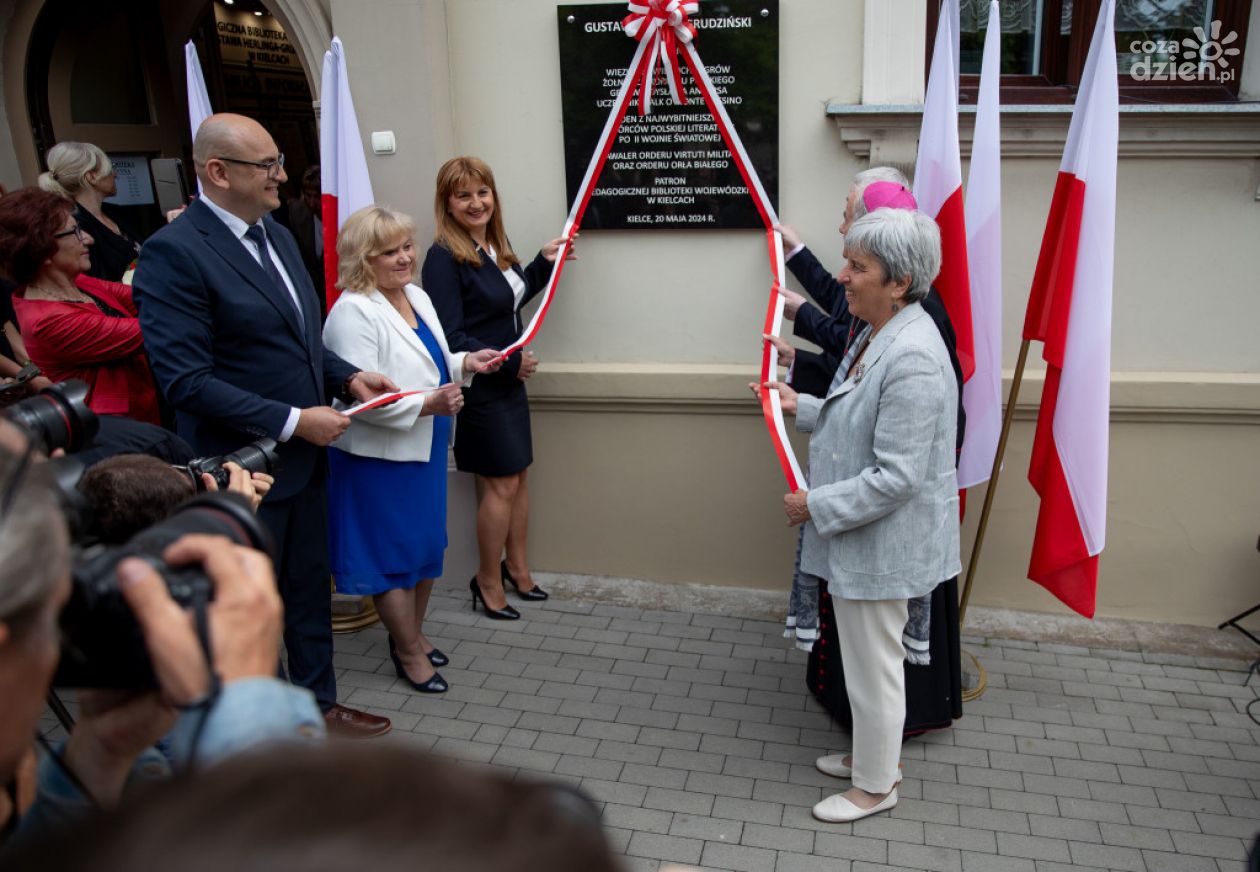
[244,224,303,327]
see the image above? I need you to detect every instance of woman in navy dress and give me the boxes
[421,157,573,620]
[324,206,501,693]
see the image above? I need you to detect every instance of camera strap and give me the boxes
[172,586,222,769]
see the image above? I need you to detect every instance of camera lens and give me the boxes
[184,437,279,493]
[1,379,99,454]
[225,437,279,477]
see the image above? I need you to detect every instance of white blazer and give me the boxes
[322,283,468,463]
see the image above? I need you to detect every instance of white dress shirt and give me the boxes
[199,194,306,441]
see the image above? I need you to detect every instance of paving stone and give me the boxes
[924,822,997,853]
[620,763,689,790]
[702,842,778,872]
[1197,810,1260,839]
[814,832,889,862]
[1169,830,1250,860]
[1028,813,1101,842]
[1140,851,1220,871]
[961,851,1034,872]
[625,830,704,864]
[580,778,648,806]
[989,788,1058,815]
[1067,840,1146,872]
[995,832,1072,862]
[1126,804,1200,832]
[886,841,963,872]
[598,739,662,765]
[669,813,744,843]
[555,753,624,781]
[711,795,784,825]
[636,726,703,751]
[577,717,639,743]
[489,744,559,772]
[1154,787,1229,814]
[1099,821,1176,851]
[620,706,683,729]
[656,747,726,774]
[775,851,850,872]
[685,771,756,799]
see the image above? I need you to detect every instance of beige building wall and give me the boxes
[2,0,1257,626]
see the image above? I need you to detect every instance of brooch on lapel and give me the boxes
[854,363,866,383]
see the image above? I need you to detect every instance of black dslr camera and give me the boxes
[182,437,280,491]
[1,379,98,454]
[54,491,274,689]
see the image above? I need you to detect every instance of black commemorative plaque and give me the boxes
[557,1,778,230]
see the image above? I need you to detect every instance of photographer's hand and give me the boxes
[201,461,267,511]
[117,535,282,705]
[61,690,175,806]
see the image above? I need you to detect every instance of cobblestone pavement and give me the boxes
[331,585,1260,872]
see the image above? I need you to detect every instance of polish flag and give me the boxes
[319,36,375,311]
[1023,0,1118,618]
[184,41,213,195]
[957,0,1002,488]
[914,4,975,386]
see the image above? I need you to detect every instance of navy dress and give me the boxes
[328,316,452,595]
[421,243,552,477]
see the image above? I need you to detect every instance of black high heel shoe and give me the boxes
[389,636,448,668]
[501,561,549,601]
[469,577,520,620]
[387,636,447,693]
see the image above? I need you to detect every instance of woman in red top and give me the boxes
[0,189,160,425]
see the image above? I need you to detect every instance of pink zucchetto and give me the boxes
[862,181,917,213]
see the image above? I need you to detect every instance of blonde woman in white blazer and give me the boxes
[324,206,501,695]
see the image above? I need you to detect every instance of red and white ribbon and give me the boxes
[343,390,426,416]
[503,2,804,492]
[623,0,699,114]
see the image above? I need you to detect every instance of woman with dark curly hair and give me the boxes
[0,188,160,425]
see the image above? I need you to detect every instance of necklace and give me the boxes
[26,284,88,304]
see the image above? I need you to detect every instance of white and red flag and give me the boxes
[957,0,1002,488]
[319,36,374,312]
[1023,0,1117,618]
[184,41,213,195]
[914,4,975,384]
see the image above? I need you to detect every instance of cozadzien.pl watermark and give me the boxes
[1129,20,1240,83]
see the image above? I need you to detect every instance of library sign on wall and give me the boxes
[556,0,779,230]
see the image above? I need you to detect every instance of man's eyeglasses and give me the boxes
[216,153,286,177]
[53,225,85,242]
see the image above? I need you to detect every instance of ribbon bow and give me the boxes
[623,0,699,115]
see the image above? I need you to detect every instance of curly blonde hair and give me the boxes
[336,205,418,294]
[432,156,518,269]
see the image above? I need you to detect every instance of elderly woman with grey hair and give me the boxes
[766,207,960,823]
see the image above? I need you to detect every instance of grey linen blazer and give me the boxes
[796,302,961,601]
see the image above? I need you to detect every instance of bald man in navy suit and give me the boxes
[134,114,397,738]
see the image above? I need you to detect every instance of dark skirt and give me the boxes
[808,577,963,737]
[453,382,532,477]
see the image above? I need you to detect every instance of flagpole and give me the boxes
[959,338,1031,626]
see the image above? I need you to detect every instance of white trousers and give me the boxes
[833,596,908,793]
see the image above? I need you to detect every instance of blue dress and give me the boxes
[328,316,452,595]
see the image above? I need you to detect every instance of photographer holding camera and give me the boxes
[0,437,323,848]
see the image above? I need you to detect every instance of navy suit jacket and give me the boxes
[421,243,551,404]
[133,197,355,500]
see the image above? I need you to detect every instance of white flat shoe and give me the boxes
[815,754,853,777]
[815,755,903,782]
[812,787,899,823]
